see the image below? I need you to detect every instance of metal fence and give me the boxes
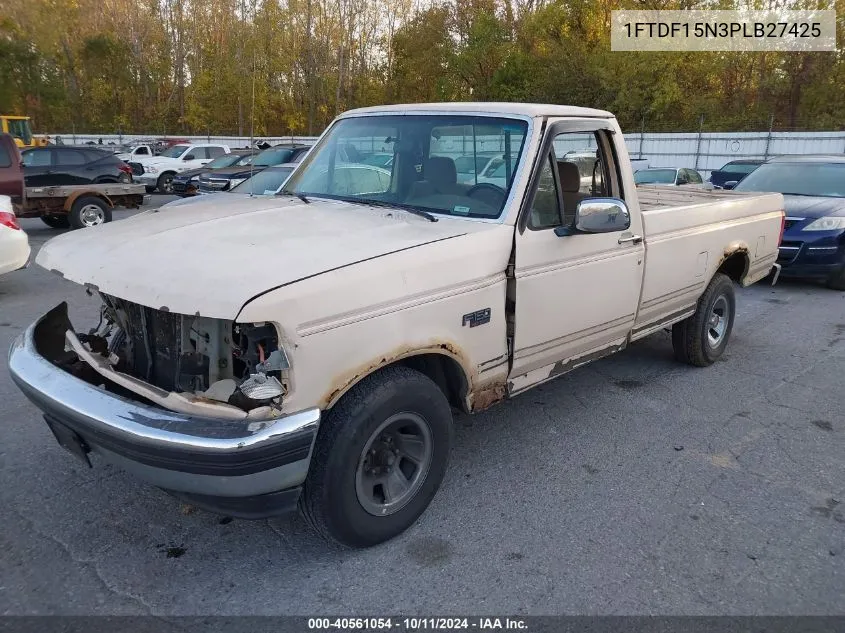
[48,130,845,178]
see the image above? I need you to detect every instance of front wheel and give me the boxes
[69,196,112,229]
[672,272,736,367]
[157,172,175,194]
[300,366,453,547]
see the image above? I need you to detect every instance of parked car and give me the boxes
[709,160,764,189]
[453,153,499,185]
[0,133,24,202]
[0,195,30,276]
[161,164,300,209]
[171,150,257,196]
[132,143,231,193]
[20,146,133,187]
[359,153,394,168]
[634,167,704,186]
[733,155,845,289]
[9,102,784,548]
[197,143,310,194]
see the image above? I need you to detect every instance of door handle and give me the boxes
[618,234,643,244]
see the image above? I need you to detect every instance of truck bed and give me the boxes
[636,185,759,212]
[631,185,784,340]
[25,183,146,198]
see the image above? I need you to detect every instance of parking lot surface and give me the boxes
[1,195,844,615]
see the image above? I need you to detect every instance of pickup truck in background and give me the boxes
[0,133,144,229]
[9,103,784,547]
[130,143,231,193]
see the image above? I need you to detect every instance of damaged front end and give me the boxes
[50,296,292,421]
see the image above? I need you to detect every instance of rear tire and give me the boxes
[826,265,845,291]
[672,272,736,367]
[300,366,453,548]
[69,196,112,229]
[157,172,175,194]
[40,215,70,229]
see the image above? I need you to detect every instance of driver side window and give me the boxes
[529,130,615,230]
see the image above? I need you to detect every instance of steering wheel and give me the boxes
[466,183,507,209]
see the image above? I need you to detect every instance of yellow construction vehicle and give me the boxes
[1,116,50,148]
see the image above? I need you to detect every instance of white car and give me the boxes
[134,144,231,193]
[0,196,30,276]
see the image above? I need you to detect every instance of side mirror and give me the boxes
[183,154,195,161]
[722,181,738,190]
[555,198,631,236]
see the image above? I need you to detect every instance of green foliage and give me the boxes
[0,0,842,134]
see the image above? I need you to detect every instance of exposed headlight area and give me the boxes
[145,165,159,174]
[802,216,845,231]
[64,294,291,418]
[228,178,247,188]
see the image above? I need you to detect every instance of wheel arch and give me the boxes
[715,244,750,284]
[62,190,113,212]
[322,347,472,414]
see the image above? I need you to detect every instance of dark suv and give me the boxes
[21,146,133,187]
[198,144,311,194]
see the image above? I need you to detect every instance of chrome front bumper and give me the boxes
[8,304,320,517]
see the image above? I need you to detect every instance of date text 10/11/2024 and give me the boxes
[307,618,529,630]
[622,21,822,39]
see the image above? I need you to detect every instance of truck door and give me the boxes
[509,120,645,393]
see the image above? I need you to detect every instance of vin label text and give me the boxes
[611,10,836,51]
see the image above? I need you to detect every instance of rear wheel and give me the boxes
[672,272,736,367]
[300,366,453,548]
[69,196,112,229]
[40,215,70,229]
[157,172,175,194]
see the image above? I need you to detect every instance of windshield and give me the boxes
[635,169,677,184]
[253,147,295,167]
[734,163,845,197]
[720,162,760,175]
[230,167,295,194]
[159,144,189,158]
[283,115,528,219]
[204,153,245,169]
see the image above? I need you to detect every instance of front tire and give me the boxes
[157,172,175,194]
[69,196,112,229]
[672,272,736,367]
[300,366,453,548]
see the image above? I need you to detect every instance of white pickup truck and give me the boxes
[131,143,231,193]
[9,103,784,547]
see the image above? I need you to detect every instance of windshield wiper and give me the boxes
[359,199,438,222]
[279,189,309,204]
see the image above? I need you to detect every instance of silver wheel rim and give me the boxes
[161,175,173,193]
[355,412,433,517]
[79,204,105,226]
[707,295,729,348]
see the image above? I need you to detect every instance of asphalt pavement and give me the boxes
[1,195,844,615]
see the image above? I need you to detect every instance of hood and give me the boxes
[36,196,489,320]
[200,166,267,179]
[173,167,208,180]
[782,195,845,219]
